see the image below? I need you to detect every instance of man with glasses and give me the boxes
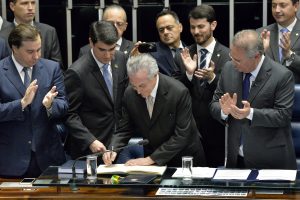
[64,21,128,159]
[179,5,230,167]
[103,53,206,167]
[78,4,134,58]
[257,0,300,83]
[210,29,296,169]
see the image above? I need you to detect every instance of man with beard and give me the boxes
[257,0,300,83]
[178,4,230,167]
[150,10,185,79]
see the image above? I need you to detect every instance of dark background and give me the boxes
[2,0,275,70]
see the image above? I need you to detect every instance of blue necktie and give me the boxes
[23,67,30,88]
[199,48,208,69]
[279,28,289,62]
[242,73,251,100]
[102,64,113,98]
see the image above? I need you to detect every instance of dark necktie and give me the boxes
[199,48,209,69]
[23,67,30,88]
[171,48,182,58]
[279,27,289,62]
[242,73,251,100]
[102,64,113,98]
[146,95,154,118]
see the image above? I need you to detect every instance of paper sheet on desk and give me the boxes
[213,169,251,180]
[256,170,297,181]
[172,167,216,178]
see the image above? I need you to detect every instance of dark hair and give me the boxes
[292,0,299,4]
[155,9,180,23]
[89,21,119,45]
[188,4,216,23]
[8,24,41,49]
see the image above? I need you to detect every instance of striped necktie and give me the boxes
[199,49,209,69]
[23,67,30,88]
[102,64,113,98]
[279,27,289,62]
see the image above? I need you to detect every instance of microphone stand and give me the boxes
[224,120,229,168]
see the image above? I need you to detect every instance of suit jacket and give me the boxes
[78,37,134,58]
[109,73,206,167]
[64,50,128,159]
[0,18,12,30]
[0,56,68,176]
[177,42,230,167]
[257,20,300,83]
[0,22,62,65]
[150,41,185,79]
[0,37,9,60]
[210,56,297,169]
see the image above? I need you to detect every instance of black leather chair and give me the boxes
[292,84,300,168]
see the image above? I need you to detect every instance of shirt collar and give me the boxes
[13,19,34,26]
[250,55,265,78]
[278,18,297,32]
[196,37,216,54]
[149,74,159,99]
[91,49,111,70]
[0,16,3,30]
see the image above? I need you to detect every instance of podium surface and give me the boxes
[0,166,300,199]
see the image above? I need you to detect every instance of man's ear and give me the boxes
[211,21,217,31]
[9,2,16,12]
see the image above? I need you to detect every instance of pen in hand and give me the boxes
[110,146,114,162]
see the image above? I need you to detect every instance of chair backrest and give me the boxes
[292,84,300,121]
[292,85,300,160]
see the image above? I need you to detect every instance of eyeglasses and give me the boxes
[107,21,126,28]
[229,53,241,65]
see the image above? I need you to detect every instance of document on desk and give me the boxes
[97,164,167,175]
[172,167,216,178]
[256,170,297,181]
[213,169,251,180]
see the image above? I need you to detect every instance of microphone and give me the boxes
[111,139,149,153]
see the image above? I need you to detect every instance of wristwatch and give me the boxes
[286,51,296,62]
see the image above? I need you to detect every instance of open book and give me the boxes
[97,164,167,175]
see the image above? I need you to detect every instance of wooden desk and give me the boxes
[0,181,300,199]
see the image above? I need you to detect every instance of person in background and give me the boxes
[210,29,296,169]
[0,24,68,178]
[64,21,128,160]
[0,0,63,68]
[78,4,134,58]
[178,5,230,167]
[257,0,300,83]
[0,16,12,30]
[103,53,206,167]
[150,10,185,79]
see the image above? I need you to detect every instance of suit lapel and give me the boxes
[88,53,114,104]
[248,58,271,103]
[4,57,26,95]
[150,74,167,126]
[269,24,280,62]
[111,59,119,103]
[290,20,300,50]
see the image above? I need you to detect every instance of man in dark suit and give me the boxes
[78,4,134,58]
[0,16,12,30]
[257,0,300,83]
[150,10,185,79]
[0,0,62,67]
[0,24,68,178]
[103,53,206,167]
[0,37,9,59]
[178,5,230,167]
[210,29,296,169]
[64,21,128,159]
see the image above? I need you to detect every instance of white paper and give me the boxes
[256,170,297,181]
[172,167,216,178]
[213,169,251,180]
[97,164,167,175]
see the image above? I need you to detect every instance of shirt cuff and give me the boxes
[186,72,193,81]
[246,108,254,120]
[221,110,228,120]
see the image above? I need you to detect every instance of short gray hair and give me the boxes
[127,54,159,79]
[231,29,264,58]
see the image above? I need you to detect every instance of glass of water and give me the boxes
[86,155,97,180]
[182,156,193,183]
